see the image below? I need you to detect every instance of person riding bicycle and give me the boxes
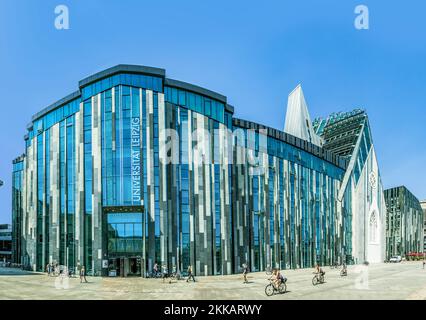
[271,269,283,289]
[315,264,325,277]
[276,269,287,285]
[153,263,159,276]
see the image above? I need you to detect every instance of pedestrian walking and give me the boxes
[242,263,249,284]
[162,264,168,283]
[172,264,179,280]
[186,265,195,282]
[80,266,88,283]
[153,262,159,277]
[423,260,425,269]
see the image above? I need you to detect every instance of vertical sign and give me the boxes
[131,117,141,203]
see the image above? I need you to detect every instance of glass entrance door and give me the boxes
[106,210,143,277]
[128,257,141,276]
[108,257,141,277]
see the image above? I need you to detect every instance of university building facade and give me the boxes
[12,65,386,276]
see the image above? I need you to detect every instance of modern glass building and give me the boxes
[232,118,349,270]
[421,201,426,252]
[12,155,25,264]
[12,65,383,276]
[384,186,423,259]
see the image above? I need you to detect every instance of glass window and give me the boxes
[106,212,143,254]
[188,93,195,109]
[179,90,186,106]
[205,100,211,117]
[170,88,177,105]
[195,95,203,113]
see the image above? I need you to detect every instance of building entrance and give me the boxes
[108,256,142,277]
[104,206,145,277]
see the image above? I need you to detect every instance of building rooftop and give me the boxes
[313,109,368,158]
[30,64,228,125]
[233,117,348,170]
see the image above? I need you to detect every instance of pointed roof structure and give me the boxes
[284,84,323,147]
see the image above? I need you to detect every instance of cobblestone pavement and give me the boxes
[1,262,425,300]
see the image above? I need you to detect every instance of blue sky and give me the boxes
[1,0,425,223]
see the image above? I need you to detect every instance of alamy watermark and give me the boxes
[353,262,370,290]
[156,126,268,176]
[55,5,70,30]
[354,4,369,30]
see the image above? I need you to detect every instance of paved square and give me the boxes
[1,262,426,300]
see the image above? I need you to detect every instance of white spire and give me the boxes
[284,84,323,147]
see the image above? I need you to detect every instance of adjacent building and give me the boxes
[420,200,426,252]
[313,109,386,264]
[384,186,423,259]
[0,224,12,263]
[12,155,25,264]
[12,65,386,276]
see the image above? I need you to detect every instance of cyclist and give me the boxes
[277,269,287,284]
[315,264,325,279]
[271,269,282,289]
[153,262,159,277]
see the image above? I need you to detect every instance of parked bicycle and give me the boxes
[169,271,182,281]
[265,277,287,296]
[312,272,325,285]
[146,271,162,278]
[165,271,183,283]
[329,262,340,269]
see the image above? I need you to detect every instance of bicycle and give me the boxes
[166,271,183,283]
[330,262,339,269]
[146,271,162,278]
[169,271,180,281]
[312,272,325,285]
[265,278,287,296]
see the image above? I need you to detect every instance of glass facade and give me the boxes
[232,125,348,271]
[384,186,423,259]
[12,159,24,264]
[107,212,143,255]
[164,86,225,123]
[13,64,359,276]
